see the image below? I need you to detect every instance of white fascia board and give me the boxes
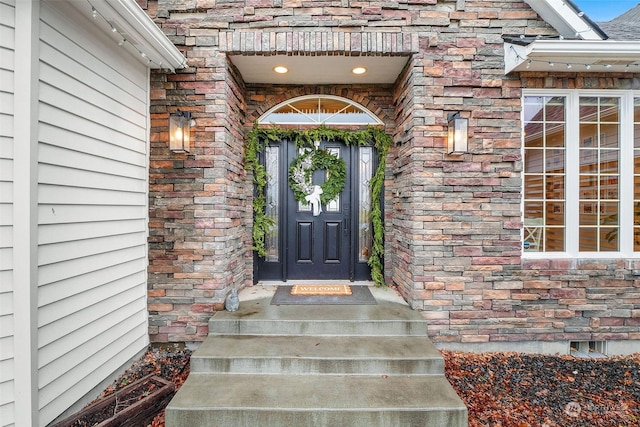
[67,0,185,71]
[104,0,186,71]
[505,43,529,74]
[505,40,640,73]
[524,0,605,40]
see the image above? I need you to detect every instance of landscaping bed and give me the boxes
[53,345,191,427]
[443,350,640,427]
[52,374,174,427]
[62,346,639,427]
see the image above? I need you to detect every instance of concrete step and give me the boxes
[166,373,468,427]
[191,334,445,375]
[167,291,468,427]
[208,298,429,336]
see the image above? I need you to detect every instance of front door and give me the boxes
[256,138,374,282]
[286,141,351,279]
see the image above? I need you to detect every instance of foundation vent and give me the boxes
[570,341,607,358]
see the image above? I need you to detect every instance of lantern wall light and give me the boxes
[447,112,468,154]
[169,111,191,153]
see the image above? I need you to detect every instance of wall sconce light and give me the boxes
[169,111,191,153]
[447,112,468,154]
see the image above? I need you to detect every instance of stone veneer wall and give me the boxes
[145,0,640,349]
[418,73,640,348]
[403,63,640,347]
[148,28,249,342]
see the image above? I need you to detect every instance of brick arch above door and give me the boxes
[244,84,396,130]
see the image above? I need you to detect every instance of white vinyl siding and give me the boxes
[35,2,150,425]
[2,0,183,424]
[0,1,16,426]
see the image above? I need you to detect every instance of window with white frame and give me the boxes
[523,91,640,256]
[258,95,383,125]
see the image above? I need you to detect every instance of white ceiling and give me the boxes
[229,55,410,84]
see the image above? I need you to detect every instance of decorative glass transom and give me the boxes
[258,95,383,125]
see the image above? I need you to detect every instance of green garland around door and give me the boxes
[244,124,391,287]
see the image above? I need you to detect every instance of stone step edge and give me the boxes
[207,332,429,337]
[184,372,446,377]
[193,336,442,355]
[169,405,466,412]
[193,355,443,360]
[167,373,467,411]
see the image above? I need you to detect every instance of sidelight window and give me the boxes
[265,145,280,262]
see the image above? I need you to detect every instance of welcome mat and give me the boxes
[291,284,352,296]
[271,285,377,305]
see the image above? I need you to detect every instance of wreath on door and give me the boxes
[288,148,346,206]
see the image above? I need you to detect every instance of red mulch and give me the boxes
[91,347,640,427]
[442,350,640,427]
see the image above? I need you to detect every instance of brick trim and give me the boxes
[219,30,418,56]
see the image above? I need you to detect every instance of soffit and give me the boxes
[524,0,606,40]
[223,30,416,85]
[229,55,410,84]
[59,0,186,71]
[505,40,640,73]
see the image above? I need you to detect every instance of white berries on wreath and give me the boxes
[288,147,346,207]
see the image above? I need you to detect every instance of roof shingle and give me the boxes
[596,3,640,40]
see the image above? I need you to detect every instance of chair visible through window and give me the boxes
[524,218,543,251]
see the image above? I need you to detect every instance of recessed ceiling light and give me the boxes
[352,66,367,75]
[273,66,288,74]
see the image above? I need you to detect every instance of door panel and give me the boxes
[296,221,313,262]
[324,221,342,262]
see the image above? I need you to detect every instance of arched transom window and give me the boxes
[258,95,383,125]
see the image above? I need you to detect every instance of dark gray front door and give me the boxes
[256,138,374,283]
[286,141,351,280]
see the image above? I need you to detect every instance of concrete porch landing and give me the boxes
[166,285,468,427]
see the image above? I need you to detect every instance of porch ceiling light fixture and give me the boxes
[273,65,289,74]
[447,112,468,154]
[352,66,367,75]
[169,110,191,153]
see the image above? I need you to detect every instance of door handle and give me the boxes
[344,218,350,235]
